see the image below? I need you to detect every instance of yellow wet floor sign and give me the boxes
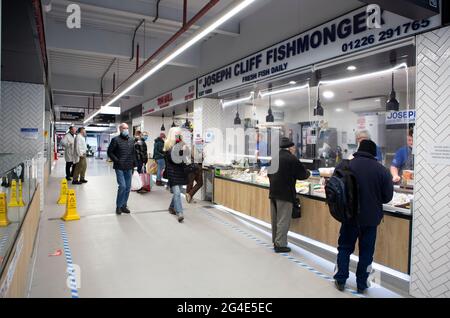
[17,180,25,207]
[8,180,19,207]
[57,179,68,205]
[62,189,80,221]
[0,193,10,227]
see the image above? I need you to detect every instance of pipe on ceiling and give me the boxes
[130,19,145,61]
[153,0,162,23]
[111,0,219,99]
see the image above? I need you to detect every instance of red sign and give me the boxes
[158,93,173,108]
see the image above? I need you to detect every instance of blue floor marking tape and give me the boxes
[59,222,79,299]
[202,208,366,298]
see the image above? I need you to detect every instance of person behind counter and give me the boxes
[268,137,310,254]
[349,129,383,162]
[390,128,414,183]
[334,140,394,294]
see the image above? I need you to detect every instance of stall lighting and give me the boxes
[84,0,256,124]
[222,92,254,108]
[323,91,335,99]
[386,72,400,111]
[347,65,357,71]
[234,106,241,125]
[259,84,309,98]
[274,99,285,107]
[319,63,407,86]
[289,81,297,85]
[161,113,166,131]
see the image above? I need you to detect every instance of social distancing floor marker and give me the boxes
[201,208,366,298]
[58,222,79,298]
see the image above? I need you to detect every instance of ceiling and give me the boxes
[44,0,240,116]
[1,0,45,84]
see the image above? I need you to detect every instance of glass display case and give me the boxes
[0,153,39,274]
[213,166,412,216]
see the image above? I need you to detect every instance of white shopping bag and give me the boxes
[131,171,143,191]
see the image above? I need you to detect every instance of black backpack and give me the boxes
[325,160,359,223]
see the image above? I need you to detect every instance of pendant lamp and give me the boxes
[314,86,324,116]
[185,106,190,127]
[171,110,176,128]
[161,113,166,131]
[234,105,241,125]
[266,89,274,123]
[386,72,400,111]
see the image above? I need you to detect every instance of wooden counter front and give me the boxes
[214,177,410,274]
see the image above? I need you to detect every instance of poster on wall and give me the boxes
[20,128,39,140]
[142,80,196,115]
[197,5,441,97]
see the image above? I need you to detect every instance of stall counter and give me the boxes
[212,173,411,274]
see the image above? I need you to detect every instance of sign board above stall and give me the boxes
[93,114,116,124]
[385,110,416,125]
[197,6,441,98]
[60,111,85,121]
[143,81,196,115]
[358,0,440,20]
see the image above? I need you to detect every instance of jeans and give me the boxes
[169,185,183,215]
[115,169,133,209]
[334,223,377,290]
[156,159,165,181]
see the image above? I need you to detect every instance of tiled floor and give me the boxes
[28,158,403,298]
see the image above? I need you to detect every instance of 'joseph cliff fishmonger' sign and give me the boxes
[197,5,441,97]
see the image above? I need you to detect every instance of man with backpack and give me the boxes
[328,140,393,294]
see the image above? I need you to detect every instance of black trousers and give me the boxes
[66,162,74,178]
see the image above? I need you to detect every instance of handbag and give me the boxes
[147,159,158,175]
[292,198,301,219]
[184,163,199,175]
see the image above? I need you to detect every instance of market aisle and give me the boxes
[28,159,402,298]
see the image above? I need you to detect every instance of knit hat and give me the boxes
[358,139,377,157]
[280,137,295,149]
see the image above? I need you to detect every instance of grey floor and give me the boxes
[28,158,403,298]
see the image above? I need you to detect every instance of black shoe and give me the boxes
[357,287,367,294]
[66,177,72,181]
[116,208,122,215]
[156,181,164,186]
[72,181,82,185]
[80,179,88,183]
[274,246,291,253]
[168,207,176,215]
[335,281,346,292]
[121,206,131,214]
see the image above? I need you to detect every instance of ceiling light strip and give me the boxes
[222,92,255,108]
[259,84,309,98]
[84,0,256,124]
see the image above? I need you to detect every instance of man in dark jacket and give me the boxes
[107,123,137,215]
[268,137,310,253]
[153,133,166,186]
[334,139,394,294]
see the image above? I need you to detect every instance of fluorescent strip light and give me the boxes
[320,63,408,86]
[222,92,254,108]
[259,84,309,98]
[85,0,256,124]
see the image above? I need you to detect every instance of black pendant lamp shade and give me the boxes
[185,107,190,127]
[314,86,324,116]
[171,110,176,127]
[266,88,274,123]
[234,106,241,125]
[161,113,166,131]
[386,72,400,111]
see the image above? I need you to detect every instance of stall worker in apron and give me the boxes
[390,128,414,183]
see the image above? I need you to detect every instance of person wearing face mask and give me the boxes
[268,137,310,253]
[108,123,137,215]
[61,126,77,181]
[134,130,148,175]
[390,129,414,183]
[72,127,88,185]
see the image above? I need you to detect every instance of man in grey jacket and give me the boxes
[61,126,76,181]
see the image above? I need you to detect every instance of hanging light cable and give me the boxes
[266,84,274,123]
[161,113,166,131]
[171,110,176,127]
[386,72,400,111]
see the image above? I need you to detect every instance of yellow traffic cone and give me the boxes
[57,179,68,205]
[17,180,25,207]
[8,180,19,207]
[0,193,10,227]
[62,189,80,221]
